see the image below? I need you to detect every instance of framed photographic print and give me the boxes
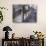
[13,4,37,23]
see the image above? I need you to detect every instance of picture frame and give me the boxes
[13,4,37,23]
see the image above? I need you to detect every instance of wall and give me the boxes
[0,0,46,46]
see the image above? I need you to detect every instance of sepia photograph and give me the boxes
[13,5,37,23]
